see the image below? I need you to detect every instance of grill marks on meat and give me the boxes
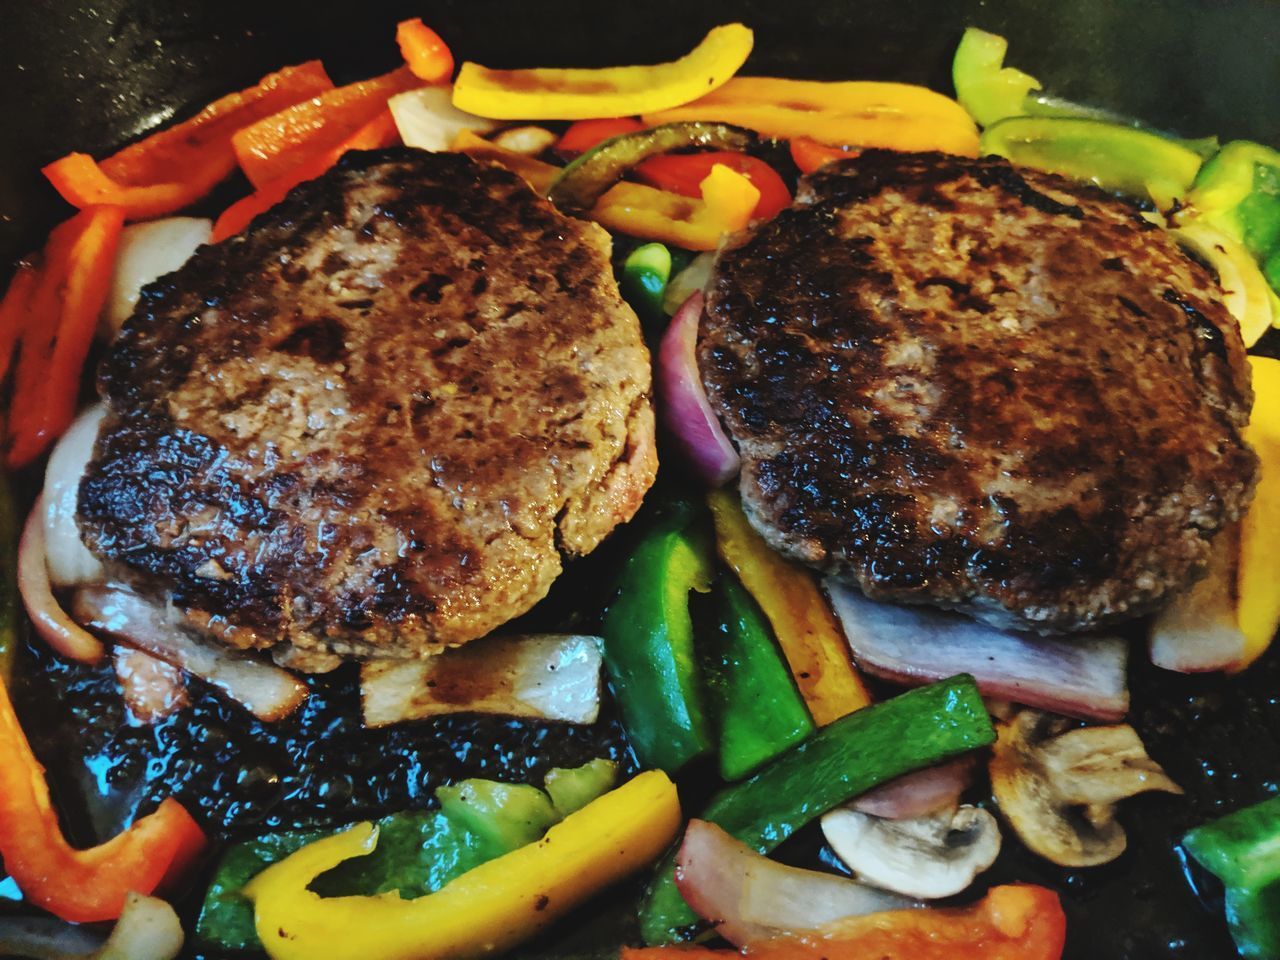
[702,151,1257,634]
[80,149,656,664]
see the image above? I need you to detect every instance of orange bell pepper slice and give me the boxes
[0,677,207,922]
[451,130,561,194]
[790,137,860,174]
[706,489,871,724]
[396,18,455,84]
[42,61,333,220]
[6,206,125,468]
[0,262,38,384]
[622,884,1066,960]
[635,151,792,220]
[555,117,646,157]
[232,66,421,188]
[213,109,400,242]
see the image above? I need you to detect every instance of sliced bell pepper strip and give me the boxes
[42,62,333,220]
[0,476,17,684]
[1184,795,1280,960]
[705,574,815,781]
[395,18,454,85]
[246,770,681,960]
[591,166,758,252]
[789,137,858,175]
[1185,140,1280,295]
[452,23,754,121]
[635,151,791,220]
[1235,356,1280,671]
[6,206,125,469]
[212,110,399,241]
[232,66,420,189]
[556,117,646,156]
[621,242,673,329]
[706,489,870,725]
[642,77,979,157]
[639,674,994,943]
[451,129,561,194]
[0,262,38,384]
[951,27,1042,128]
[599,499,715,773]
[979,116,1203,209]
[0,675,206,922]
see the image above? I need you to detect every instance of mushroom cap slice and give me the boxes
[989,710,1183,868]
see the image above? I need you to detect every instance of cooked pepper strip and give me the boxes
[7,206,125,468]
[555,117,646,156]
[452,24,754,121]
[951,27,1042,128]
[1184,795,1280,959]
[1186,140,1280,295]
[600,499,715,773]
[450,129,561,194]
[790,137,858,174]
[621,242,673,329]
[707,490,870,724]
[706,575,815,781]
[0,476,17,684]
[247,770,681,960]
[0,262,37,385]
[0,676,206,922]
[547,121,752,213]
[591,167,758,252]
[979,116,1203,209]
[640,674,994,943]
[42,62,333,220]
[635,151,791,220]
[395,18,454,85]
[232,66,420,188]
[643,77,979,157]
[1236,356,1280,670]
[627,884,1066,959]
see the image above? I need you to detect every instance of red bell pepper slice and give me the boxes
[5,206,124,468]
[622,885,1066,960]
[41,61,333,220]
[397,18,455,84]
[634,151,791,220]
[0,262,38,384]
[0,676,206,922]
[789,137,860,174]
[555,117,646,157]
[232,66,420,189]
[212,109,400,242]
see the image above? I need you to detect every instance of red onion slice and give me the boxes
[113,647,189,725]
[72,585,306,722]
[825,579,1129,722]
[851,756,976,821]
[657,291,740,486]
[18,498,105,664]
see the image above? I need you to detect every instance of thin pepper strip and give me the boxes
[0,262,38,384]
[790,137,859,174]
[0,675,206,922]
[395,18,454,84]
[0,475,17,683]
[451,129,561,194]
[1235,356,1280,670]
[635,151,791,220]
[6,206,125,468]
[555,117,646,156]
[591,166,758,251]
[707,489,871,724]
[42,62,333,220]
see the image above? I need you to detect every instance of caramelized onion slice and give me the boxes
[18,498,105,664]
[113,647,189,725]
[72,585,306,722]
[41,404,106,589]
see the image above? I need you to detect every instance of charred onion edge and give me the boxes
[18,497,106,664]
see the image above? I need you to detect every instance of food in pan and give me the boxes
[0,18,1278,960]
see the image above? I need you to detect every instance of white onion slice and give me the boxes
[0,893,182,960]
[825,579,1130,722]
[851,756,976,821]
[1149,525,1245,672]
[361,634,602,727]
[113,647,189,725]
[657,292,741,486]
[42,404,106,589]
[675,819,915,948]
[491,125,557,156]
[390,86,498,152]
[18,498,105,663]
[103,218,212,336]
[71,585,306,722]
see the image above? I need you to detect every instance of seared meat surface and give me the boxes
[80,149,656,666]
[702,151,1256,634]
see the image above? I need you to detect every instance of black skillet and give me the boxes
[1,2,1278,958]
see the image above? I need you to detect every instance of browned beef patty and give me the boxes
[79,149,656,666]
[701,151,1257,634]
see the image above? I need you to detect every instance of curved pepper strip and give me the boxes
[451,129,561,194]
[789,137,858,175]
[246,770,681,960]
[0,677,206,922]
[591,165,758,251]
[395,18,454,85]
[42,62,333,220]
[643,77,979,156]
[1236,356,1280,670]
[635,151,791,220]
[556,117,646,157]
[452,24,753,121]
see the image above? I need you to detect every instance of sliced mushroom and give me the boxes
[989,709,1183,867]
[821,804,1001,899]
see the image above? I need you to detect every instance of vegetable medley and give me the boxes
[0,17,1278,960]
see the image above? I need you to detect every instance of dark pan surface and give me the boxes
[1,2,1278,958]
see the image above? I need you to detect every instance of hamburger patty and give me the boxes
[701,150,1257,634]
[79,149,656,666]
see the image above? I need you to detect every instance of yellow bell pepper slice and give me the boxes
[1236,355,1280,670]
[643,77,980,157]
[590,164,759,251]
[451,129,559,194]
[707,490,872,724]
[246,770,681,960]
[452,24,753,121]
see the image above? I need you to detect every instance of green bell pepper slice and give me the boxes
[600,498,715,773]
[1189,140,1280,295]
[621,242,673,330]
[952,27,1042,128]
[639,674,995,944]
[704,574,814,782]
[1184,795,1280,959]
